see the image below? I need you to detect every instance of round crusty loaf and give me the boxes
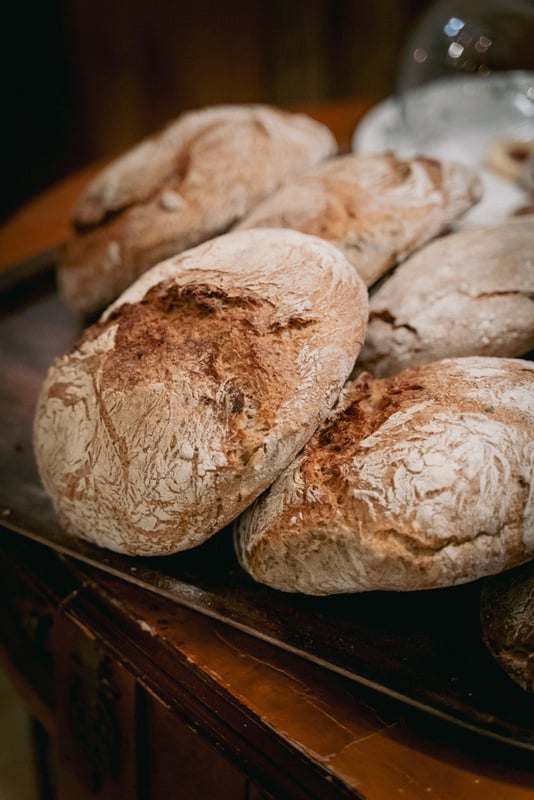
[480,560,534,692]
[235,152,482,286]
[57,104,337,314]
[235,357,534,595]
[359,217,534,377]
[34,228,368,556]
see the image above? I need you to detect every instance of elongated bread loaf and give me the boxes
[235,357,534,594]
[34,229,368,556]
[235,152,481,285]
[360,217,534,377]
[57,105,337,314]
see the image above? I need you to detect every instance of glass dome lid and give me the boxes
[353,0,534,224]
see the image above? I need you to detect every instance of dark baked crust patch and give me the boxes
[76,279,318,470]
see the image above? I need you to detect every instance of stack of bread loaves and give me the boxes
[34,105,533,655]
[33,103,534,691]
[57,104,483,317]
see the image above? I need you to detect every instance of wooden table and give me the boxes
[1,102,533,800]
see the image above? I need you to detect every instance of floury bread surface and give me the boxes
[235,152,481,286]
[34,229,368,556]
[360,217,534,377]
[58,104,336,313]
[235,357,534,595]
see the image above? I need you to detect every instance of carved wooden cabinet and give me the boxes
[0,533,281,799]
[1,530,533,800]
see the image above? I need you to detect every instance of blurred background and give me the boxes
[1,0,433,225]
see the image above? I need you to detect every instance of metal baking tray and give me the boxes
[1,261,533,753]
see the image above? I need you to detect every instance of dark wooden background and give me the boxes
[2,0,431,225]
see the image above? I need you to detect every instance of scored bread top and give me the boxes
[235,152,482,286]
[235,357,534,594]
[35,228,368,556]
[360,216,534,377]
[58,105,337,313]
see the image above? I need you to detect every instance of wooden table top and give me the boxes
[1,101,533,799]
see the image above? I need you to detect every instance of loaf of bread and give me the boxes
[480,560,534,692]
[359,217,534,377]
[57,105,337,314]
[34,229,368,556]
[235,357,534,595]
[235,152,482,286]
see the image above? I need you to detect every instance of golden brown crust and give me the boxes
[35,228,368,556]
[57,105,337,314]
[235,357,534,595]
[236,152,482,285]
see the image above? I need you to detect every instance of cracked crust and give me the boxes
[360,217,534,377]
[57,105,336,314]
[34,228,368,556]
[481,560,534,692]
[235,357,534,594]
[235,152,481,286]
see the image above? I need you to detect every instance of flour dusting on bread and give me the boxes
[58,105,337,314]
[360,217,534,376]
[35,229,368,556]
[235,357,534,594]
[236,152,481,285]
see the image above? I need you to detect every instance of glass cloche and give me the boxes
[353,0,534,223]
